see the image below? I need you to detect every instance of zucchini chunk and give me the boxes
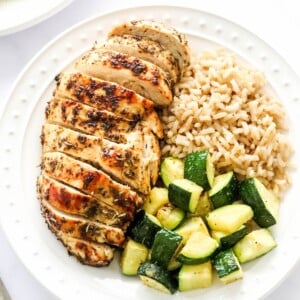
[239,178,279,227]
[175,216,210,244]
[129,211,161,248]
[211,225,248,250]
[138,262,177,294]
[188,192,212,218]
[156,204,185,230]
[169,179,203,213]
[120,238,148,275]
[184,150,214,190]
[206,204,253,233]
[233,229,277,263]
[212,249,243,284]
[151,228,183,269]
[177,231,218,264]
[143,187,169,215]
[160,157,184,187]
[208,171,238,208]
[178,261,213,291]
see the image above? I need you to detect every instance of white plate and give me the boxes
[0,5,300,300]
[0,0,73,36]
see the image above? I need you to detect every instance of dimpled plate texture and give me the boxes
[0,5,300,300]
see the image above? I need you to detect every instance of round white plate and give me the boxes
[0,5,299,300]
[0,0,73,36]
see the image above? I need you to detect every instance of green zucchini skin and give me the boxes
[239,178,278,227]
[138,262,178,294]
[168,179,202,213]
[218,226,248,250]
[151,228,183,269]
[212,249,240,278]
[184,150,214,191]
[209,171,238,208]
[129,211,161,248]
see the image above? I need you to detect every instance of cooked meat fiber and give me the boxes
[75,48,173,106]
[55,72,163,138]
[37,20,190,267]
[41,152,142,212]
[102,35,180,83]
[41,200,126,247]
[37,174,133,230]
[108,20,190,75]
[41,123,160,194]
[46,98,141,144]
[57,234,114,267]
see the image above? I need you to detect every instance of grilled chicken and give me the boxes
[41,152,142,212]
[37,20,190,267]
[55,72,163,138]
[41,200,126,247]
[75,48,173,106]
[102,35,180,83]
[37,174,133,230]
[57,234,114,267]
[41,123,160,194]
[108,20,190,75]
[46,98,141,144]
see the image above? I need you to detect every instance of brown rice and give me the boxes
[161,48,292,196]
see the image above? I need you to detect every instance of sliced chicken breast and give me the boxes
[101,35,180,83]
[41,152,142,212]
[108,20,190,74]
[41,124,159,194]
[46,98,140,143]
[75,48,173,106]
[37,174,133,230]
[55,233,114,267]
[55,72,163,138]
[41,200,125,247]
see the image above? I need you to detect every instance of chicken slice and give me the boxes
[56,233,114,267]
[41,152,142,212]
[41,200,125,247]
[41,124,159,194]
[37,174,133,230]
[101,35,179,83]
[108,20,190,75]
[55,72,163,138]
[75,48,173,106]
[46,98,139,143]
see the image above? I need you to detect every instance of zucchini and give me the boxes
[178,261,213,291]
[175,216,210,244]
[120,239,148,275]
[184,150,214,190]
[177,231,218,264]
[168,256,182,271]
[208,171,238,208]
[138,262,177,294]
[188,192,212,217]
[206,204,253,233]
[168,179,203,213]
[151,228,183,269]
[239,178,279,227]
[160,157,184,187]
[143,187,169,215]
[212,249,243,284]
[156,204,185,230]
[211,225,248,250]
[129,211,161,248]
[233,229,277,263]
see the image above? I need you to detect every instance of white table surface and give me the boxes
[0,0,299,299]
